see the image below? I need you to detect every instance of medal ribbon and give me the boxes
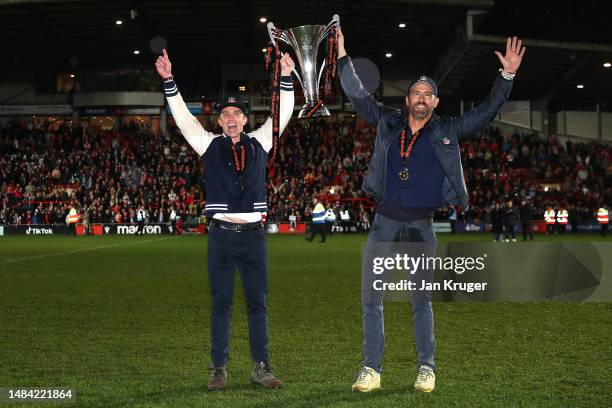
[400,129,420,161]
[231,143,246,173]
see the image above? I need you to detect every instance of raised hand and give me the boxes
[336,26,346,58]
[494,36,526,74]
[280,52,295,76]
[155,48,172,78]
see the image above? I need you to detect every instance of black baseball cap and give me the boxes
[409,75,438,96]
[215,96,248,115]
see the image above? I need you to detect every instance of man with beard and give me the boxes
[336,27,525,393]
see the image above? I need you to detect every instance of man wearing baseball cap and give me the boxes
[155,49,295,391]
[336,27,525,393]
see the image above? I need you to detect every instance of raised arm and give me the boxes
[155,49,216,156]
[336,27,385,126]
[455,37,526,140]
[249,53,295,152]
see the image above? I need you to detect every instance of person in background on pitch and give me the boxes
[155,49,295,390]
[556,205,568,234]
[340,205,351,233]
[568,203,579,234]
[325,206,337,236]
[337,26,525,393]
[358,207,371,231]
[448,205,457,234]
[595,205,610,237]
[519,198,534,241]
[136,204,146,235]
[65,204,80,236]
[544,205,556,234]
[504,199,517,242]
[306,197,327,243]
[288,210,297,231]
[82,206,90,236]
[491,201,505,242]
[597,205,608,237]
[169,206,178,234]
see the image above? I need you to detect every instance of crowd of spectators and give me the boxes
[265,117,374,224]
[0,116,610,228]
[0,120,203,226]
[459,126,610,224]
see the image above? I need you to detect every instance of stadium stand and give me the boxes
[1,116,610,229]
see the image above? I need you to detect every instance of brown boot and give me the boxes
[207,366,227,391]
[251,361,283,389]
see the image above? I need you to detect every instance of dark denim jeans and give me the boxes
[362,213,437,372]
[207,225,268,366]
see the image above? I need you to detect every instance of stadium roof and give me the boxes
[2,0,611,109]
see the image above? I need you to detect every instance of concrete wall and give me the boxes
[0,83,70,104]
[73,92,164,107]
[556,111,611,141]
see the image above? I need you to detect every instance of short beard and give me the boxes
[408,105,432,120]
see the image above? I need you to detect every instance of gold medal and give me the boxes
[399,168,410,181]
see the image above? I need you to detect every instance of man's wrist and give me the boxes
[280,76,293,91]
[499,69,515,80]
[163,75,174,82]
[164,79,179,97]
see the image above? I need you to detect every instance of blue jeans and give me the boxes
[207,225,269,366]
[362,213,437,372]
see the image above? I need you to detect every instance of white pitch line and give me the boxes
[0,235,179,265]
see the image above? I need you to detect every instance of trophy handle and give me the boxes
[268,22,302,86]
[268,22,293,47]
[317,59,326,91]
[277,32,292,46]
[292,67,304,91]
[316,15,340,90]
[319,14,340,42]
[266,22,278,47]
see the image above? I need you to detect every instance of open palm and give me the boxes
[494,36,526,74]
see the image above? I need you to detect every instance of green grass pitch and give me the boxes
[0,233,610,407]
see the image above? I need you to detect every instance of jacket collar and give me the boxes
[222,132,248,144]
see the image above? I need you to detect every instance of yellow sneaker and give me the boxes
[414,365,435,393]
[351,366,381,392]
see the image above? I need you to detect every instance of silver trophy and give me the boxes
[267,15,340,118]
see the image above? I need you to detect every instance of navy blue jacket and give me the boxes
[338,56,513,209]
[202,133,268,215]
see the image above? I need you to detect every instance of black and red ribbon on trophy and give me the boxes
[324,26,338,98]
[264,27,283,160]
